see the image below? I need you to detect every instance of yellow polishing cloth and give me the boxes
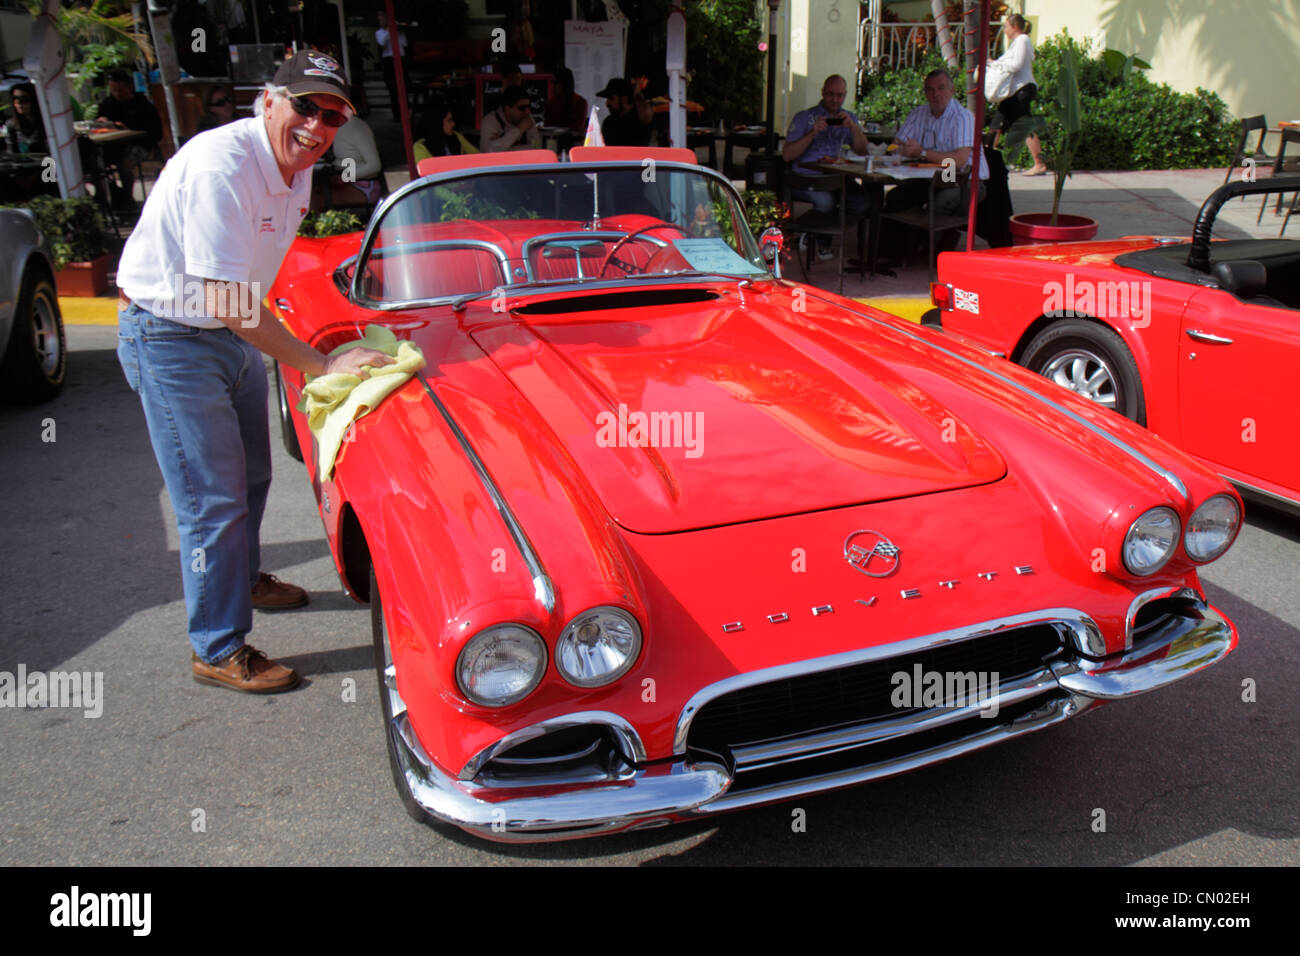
[298,325,427,481]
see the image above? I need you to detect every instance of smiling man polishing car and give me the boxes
[115,51,393,694]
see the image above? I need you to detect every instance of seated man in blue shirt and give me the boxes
[782,74,872,260]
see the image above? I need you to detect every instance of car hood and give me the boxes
[468,286,1006,533]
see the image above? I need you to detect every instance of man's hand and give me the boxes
[811,114,829,135]
[896,137,924,159]
[519,112,536,132]
[324,347,396,378]
[204,279,396,378]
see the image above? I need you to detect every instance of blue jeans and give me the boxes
[117,302,272,664]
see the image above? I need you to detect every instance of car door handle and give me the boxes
[275,298,293,313]
[1185,329,1233,344]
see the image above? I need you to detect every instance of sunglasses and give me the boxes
[210,97,230,107]
[288,94,348,128]
[12,95,32,103]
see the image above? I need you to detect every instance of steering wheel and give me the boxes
[597,223,674,278]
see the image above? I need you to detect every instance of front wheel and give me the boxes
[0,270,65,403]
[1020,320,1146,425]
[370,566,435,825]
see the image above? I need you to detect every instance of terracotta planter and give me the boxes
[55,255,110,297]
[1009,213,1098,246]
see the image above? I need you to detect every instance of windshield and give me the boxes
[354,163,767,305]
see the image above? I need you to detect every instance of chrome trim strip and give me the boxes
[416,373,556,613]
[1053,600,1235,699]
[459,710,648,780]
[697,694,1093,815]
[817,295,1189,499]
[731,668,1061,771]
[673,608,1085,753]
[1225,477,1300,517]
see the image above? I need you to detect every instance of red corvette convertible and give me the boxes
[930,175,1300,514]
[270,150,1242,841]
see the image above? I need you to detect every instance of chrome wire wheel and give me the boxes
[1041,349,1117,409]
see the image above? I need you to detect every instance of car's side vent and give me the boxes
[513,288,719,315]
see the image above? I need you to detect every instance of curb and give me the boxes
[59,296,119,326]
[853,296,932,323]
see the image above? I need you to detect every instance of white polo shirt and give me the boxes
[117,116,312,328]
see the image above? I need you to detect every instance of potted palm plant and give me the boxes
[1003,43,1098,243]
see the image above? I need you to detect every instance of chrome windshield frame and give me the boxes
[349,161,766,309]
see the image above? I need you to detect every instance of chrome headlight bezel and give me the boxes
[456,624,548,708]
[1184,494,1241,563]
[555,606,643,689]
[1122,506,1181,576]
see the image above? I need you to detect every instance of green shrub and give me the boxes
[15,196,110,270]
[297,209,364,238]
[856,32,1237,171]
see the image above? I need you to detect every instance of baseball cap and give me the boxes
[274,51,355,113]
[596,78,633,98]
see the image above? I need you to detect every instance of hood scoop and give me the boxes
[513,288,720,315]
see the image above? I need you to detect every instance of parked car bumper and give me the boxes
[392,599,1236,842]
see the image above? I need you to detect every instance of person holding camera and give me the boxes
[782,75,871,259]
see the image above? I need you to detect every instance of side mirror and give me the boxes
[759,226,783,278]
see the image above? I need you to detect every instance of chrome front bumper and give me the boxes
[393,601,1236,842]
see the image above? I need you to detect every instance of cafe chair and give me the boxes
[780,171,868,294]
[1224,115,1277,185]
[1258,129,1300,224]
[878,169,971,282]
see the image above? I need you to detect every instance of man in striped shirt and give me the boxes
[887,69,987,215]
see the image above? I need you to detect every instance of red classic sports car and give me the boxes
[270,149,1242,841]
[929,175,1300,514]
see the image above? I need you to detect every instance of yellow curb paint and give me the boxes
[854,297,932,324]
[59,297,119,326]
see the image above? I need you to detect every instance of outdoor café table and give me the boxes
[78,126,150,222]
[807,157,947,275]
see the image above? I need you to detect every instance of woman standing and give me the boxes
[987,14,1047,176]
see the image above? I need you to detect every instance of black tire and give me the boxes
[0,269,65,403]
[1020,319,1146,425]
[273,360,304,462]
[370,566,435,825]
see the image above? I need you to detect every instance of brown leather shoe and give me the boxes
[251,572,309,611]
[192,645,300,694]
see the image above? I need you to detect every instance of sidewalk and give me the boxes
[63,164,1285,326]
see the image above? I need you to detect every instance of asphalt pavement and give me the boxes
[0,326,1297,866]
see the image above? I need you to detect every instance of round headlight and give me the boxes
[1185,494,1241,562]
[1123,506,1181,575]
[456,624,547,707]
[556,607,642,688]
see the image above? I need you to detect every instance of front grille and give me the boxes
[688,625,1064,754]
